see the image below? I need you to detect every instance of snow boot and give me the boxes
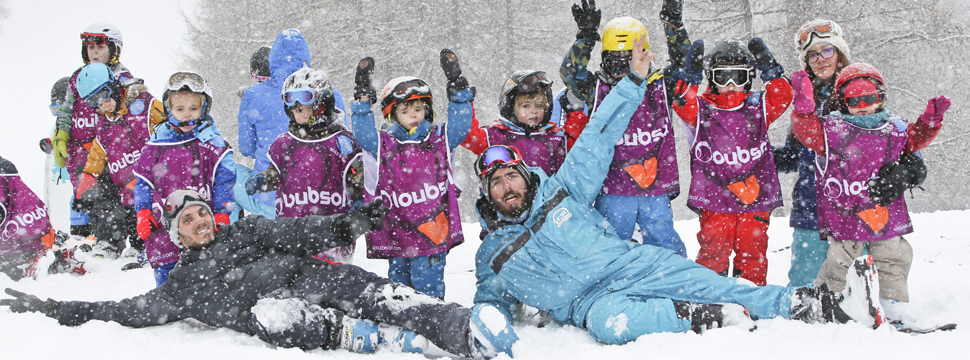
[121,250,149,271]
[469,303,518,359]
[674,301,756,333]
[791,255,885,328]
[337,316,427,354]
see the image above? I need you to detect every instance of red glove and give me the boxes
[790,70,816,115]
[137,209,158,240]
[919,95,951,128]
[75,173,98,199]
[214,213,230,229]
[563,110,589,151]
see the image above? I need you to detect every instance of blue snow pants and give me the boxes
[594,193,687,257]
[388,253,447,299]
[583,245,796,344]
[787,227,828,286]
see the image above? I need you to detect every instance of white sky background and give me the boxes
[0,0,197,193]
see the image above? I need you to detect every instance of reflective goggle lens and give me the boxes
[392,79,429,99]
[797,21,839,49]
[83,85,112,108]
[283,89,316,107]
[711,67,752,87]
[167,72,207,93]
[164,189,206,219]
[602,55,632,76]
[81,33,108,46]
[476,146,522,178]
[844,93,880,108]
[517,72,553,93]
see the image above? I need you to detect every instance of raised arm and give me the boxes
[560,0,601,109]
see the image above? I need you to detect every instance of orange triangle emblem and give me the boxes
[624,157,658,189]
[857,206,889,232]
[418,212,450,245]
[727,175,761,205]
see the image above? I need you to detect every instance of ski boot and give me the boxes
[337,315,427,354]
[791,255,885,328]
[121,250,149,271]
[469,303,518,359]
[674,301,756,333]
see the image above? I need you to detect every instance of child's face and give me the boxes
[86,44,110,64]
[847,102,880,116]
[715,83,746,94]
[806,42,839,81]
[97,97,117,114]
[514,93,547,126]
[170,92,204,131]
[290,103,313,124]
[394,100,426,131]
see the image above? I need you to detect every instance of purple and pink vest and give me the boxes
[364,129,463,259]
[593,77,680,198]
[269,131,362,263]
[1,173,49,256]
[815,116,912,241]
[485,124,567,176]
[687,97,783,213]
[134,138,232,267]
[66,67,133,186]
[93,92,154,206]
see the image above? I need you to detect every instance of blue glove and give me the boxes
[747,37,784,82]
[671,39,704,104]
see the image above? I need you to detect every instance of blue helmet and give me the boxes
[76,63,119,109]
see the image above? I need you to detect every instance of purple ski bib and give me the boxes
[687,97,782,213]
[815,116,912,241]
[1,174,50,256]
[66,68,134,186]
[593,77,680,197]
[485,125,566,176]
[94,92,154,206]
[269,131,361,262]
[134,139,231,267]
[364,129,463,258]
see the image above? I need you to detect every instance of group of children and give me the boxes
[0,0,951,330]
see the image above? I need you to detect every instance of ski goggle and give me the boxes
[251,72,269,82]
[80,32,109,46]
[163,189,207,221]
[166,72,208,94]
[82,84,113,108]
[806,47,837,64]
[511,72,553,94]
[602,54,632,76]
[796,20,842,50]
[282,87,332,107]
[475,146,523,178]
[711,66,753,87]
[390,79,431,99]
[843,92,880,108]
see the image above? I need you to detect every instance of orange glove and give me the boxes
[137,209,158,240]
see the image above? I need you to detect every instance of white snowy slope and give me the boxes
[1,210,967,360]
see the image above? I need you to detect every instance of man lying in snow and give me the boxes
[1,189,515,359]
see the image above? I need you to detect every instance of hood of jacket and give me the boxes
[268,29,311,86]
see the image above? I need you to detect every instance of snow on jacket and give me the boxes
[0,157,51,256]
[473,75,647,327]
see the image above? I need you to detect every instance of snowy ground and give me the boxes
[1,210,966,360]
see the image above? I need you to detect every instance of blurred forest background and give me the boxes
[182,0,969,221]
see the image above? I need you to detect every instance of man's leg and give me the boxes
[733,211,770,286]
[637,195,687,257]
[695,210,734,275]
[585,295,687,344]
[290,262,476,358]
[594,194,638,241]
[787,227,828,286]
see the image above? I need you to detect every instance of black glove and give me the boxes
[670,39,703,106]
[867,153,927,207]
[245,168,279,195]
[440,49,473,101]
[333,199,390,243]
[747,38,784,82]
[353,57,376,101]
[659,0,684,28]
[1,288,58,316]
[571,0,601,41]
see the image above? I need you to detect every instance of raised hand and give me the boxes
[747,37,784,81]
[659,0,684,28]
[920,95,951,127]
[571,0,601,41]
[629,35,654,80]
[353,57,376,101]
[790,70,816,114]
[440,49,473,101]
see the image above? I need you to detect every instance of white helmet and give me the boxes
[81,22,124,65]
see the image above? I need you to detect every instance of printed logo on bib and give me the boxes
[379,181,448,209]
[823,178,869,198]
[108,149,142,174]
[1,205,47,239]
[624,157,658,189]
[857,205,889,232]
[417,212,449,245]
[694,141,768,166]
[726,175,761,205]
[73,116,97,129]
[616,127,667,147]
[276,186,345,211]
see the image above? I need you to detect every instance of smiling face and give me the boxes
[488,167,532,218]
[513,93,548,127]
[806,42,840,81]
[177,204,215,249]
[86,43,110,64]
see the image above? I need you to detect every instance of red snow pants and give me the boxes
[695,209,770,286]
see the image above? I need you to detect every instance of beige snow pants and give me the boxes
[814,236,912,302]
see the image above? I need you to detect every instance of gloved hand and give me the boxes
[790,70,816,115]
[747,37,785,82]
[136,208,157,240]
[245,168,279,195]
[0,288,57,316]
[440,49,474,102]
[214,213,230,228]
[867,152,927,207]
[672,39,704,102]
[659,0,684,28]
[919,95,950,128]
[353,57,376,101]
[52,129,70,168]
[75,173,98,200]
[333,199,390,244]
[571,0,601,41]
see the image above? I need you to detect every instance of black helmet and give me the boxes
[50,77,71,107]
[498,70,554,132]
[704,39,756,94]
[250,45,271,81]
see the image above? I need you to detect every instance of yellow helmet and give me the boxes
[601,17,649,51]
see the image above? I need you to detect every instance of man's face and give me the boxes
[488,167,531,218]
[177,204,215,249]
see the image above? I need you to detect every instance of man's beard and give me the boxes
[495,188,533,220]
